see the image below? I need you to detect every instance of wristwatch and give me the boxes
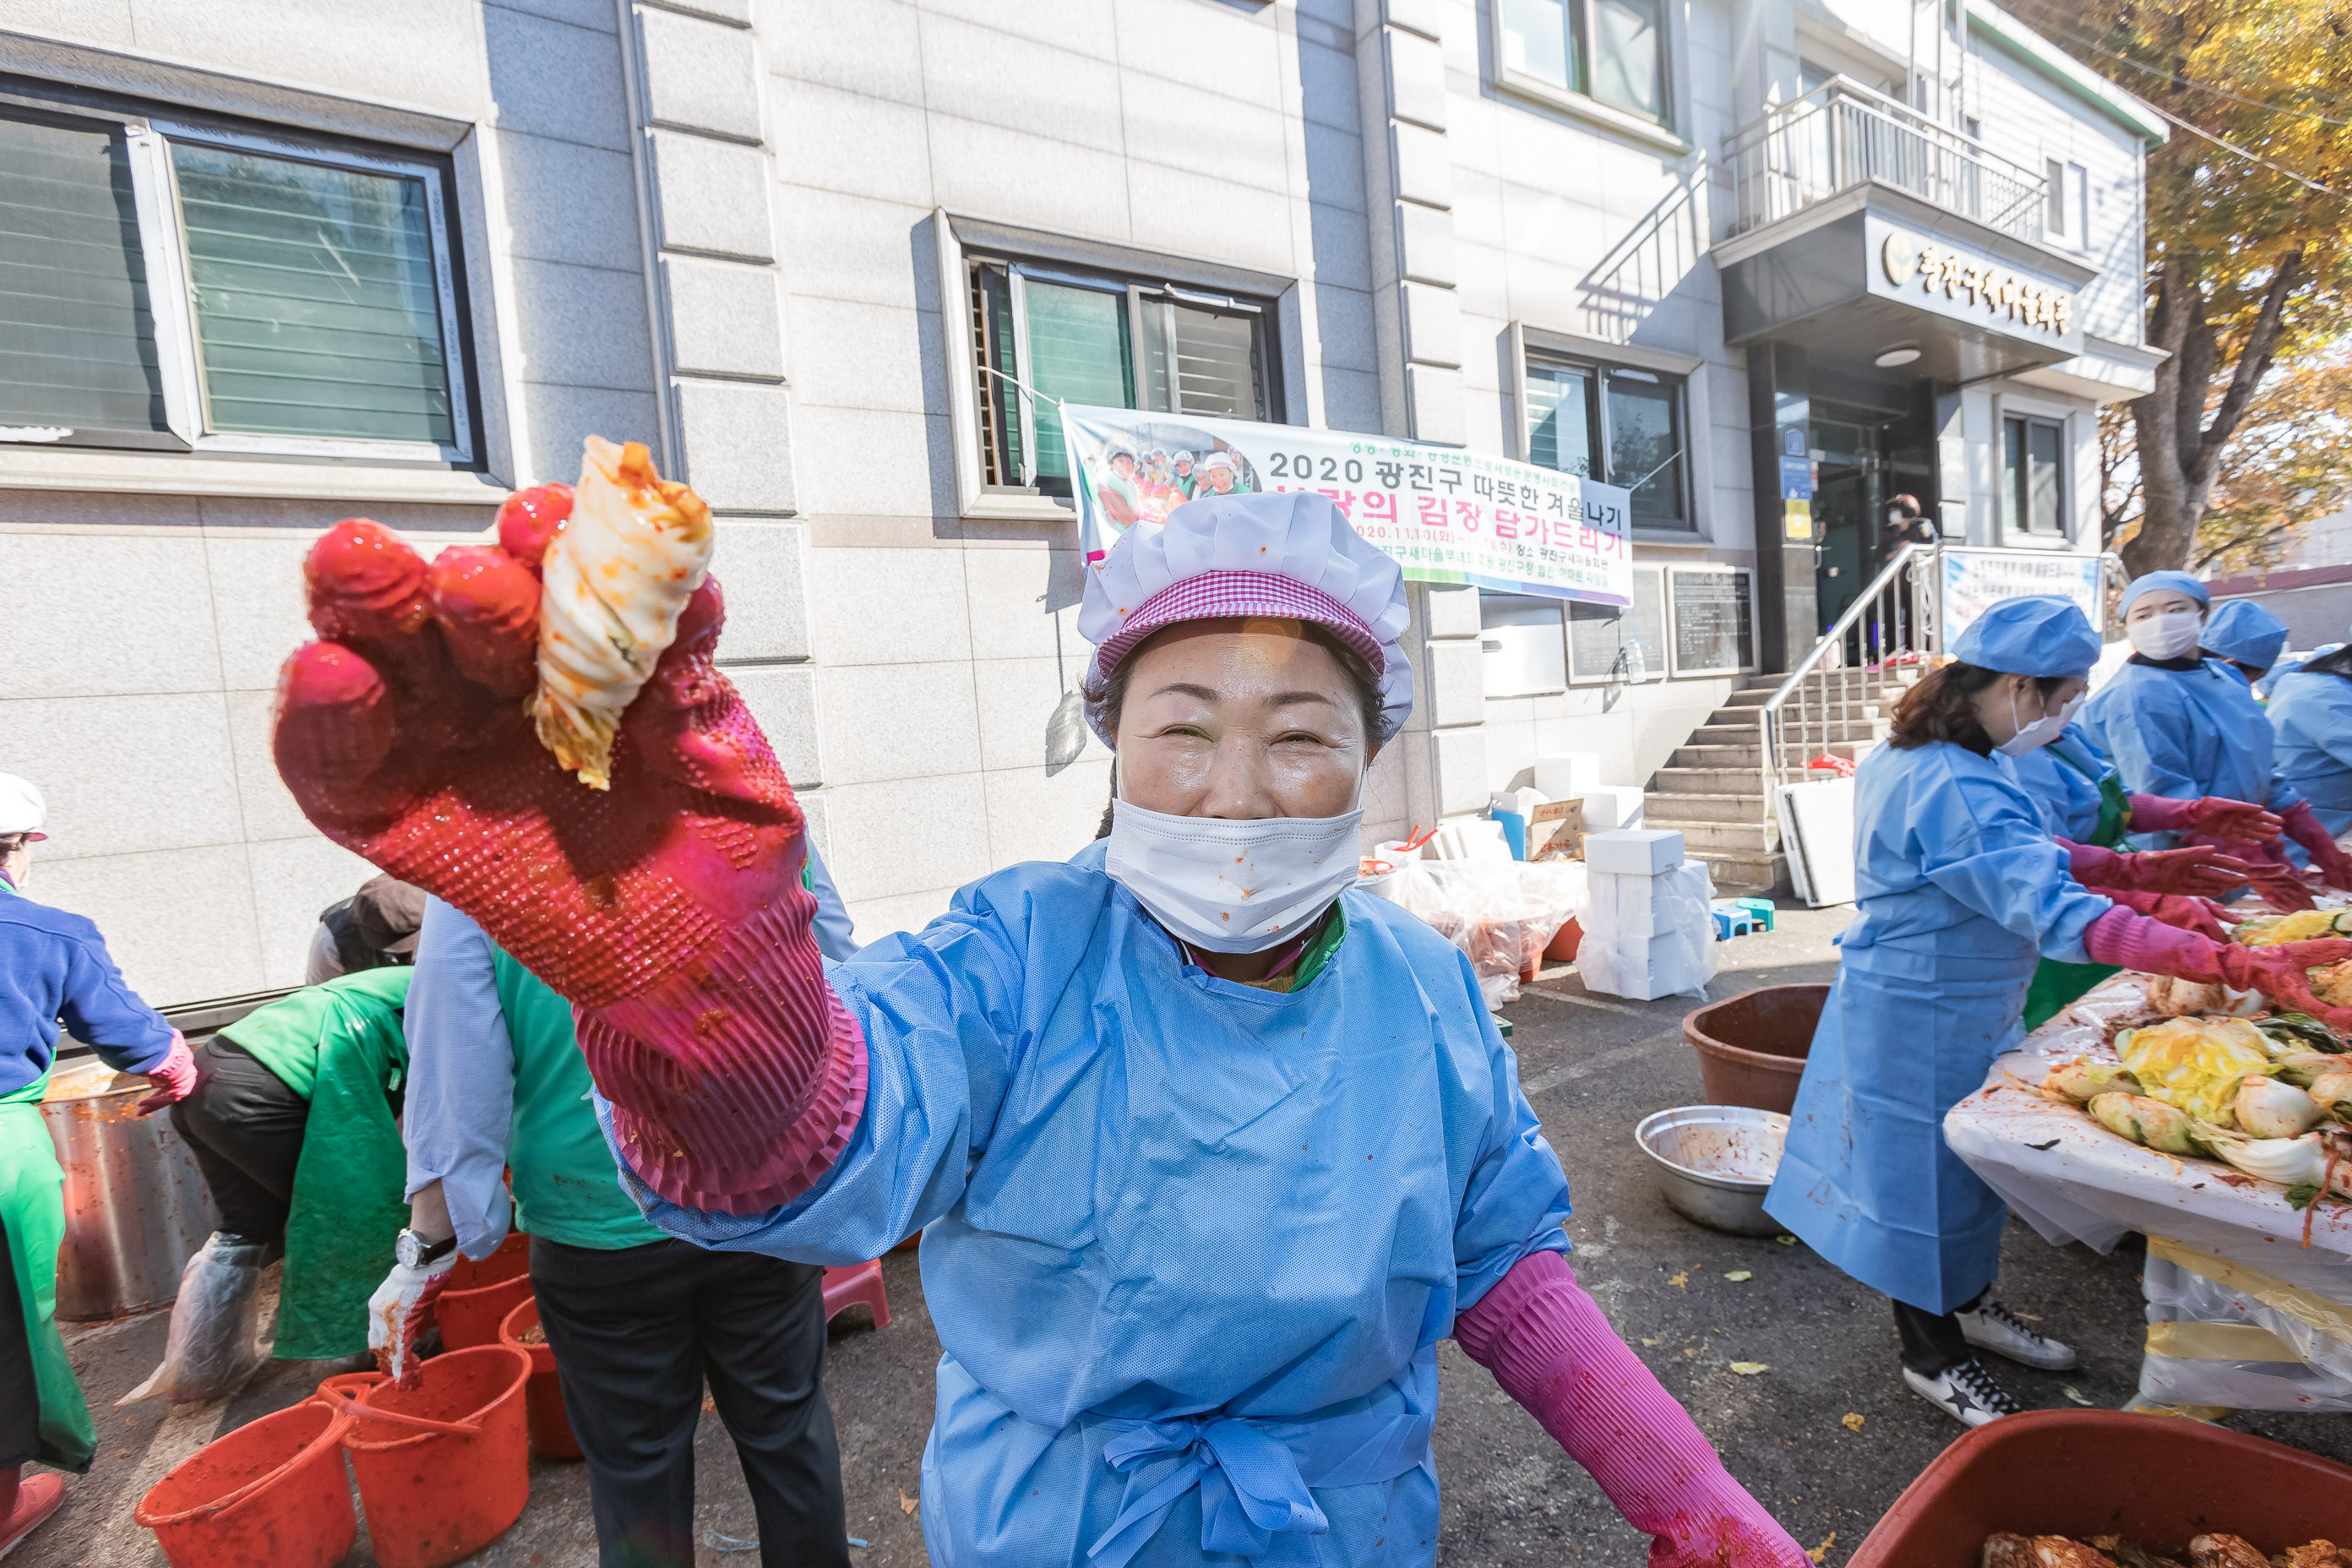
[395,1228,458,1271]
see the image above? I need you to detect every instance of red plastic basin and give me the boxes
[1849,1409,2352,1567]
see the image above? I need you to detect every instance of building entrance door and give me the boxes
[1810,413,1893,637]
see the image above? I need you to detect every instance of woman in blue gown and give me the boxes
[2271,644,2352,841]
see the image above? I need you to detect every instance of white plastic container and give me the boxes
[1584,828,1685,876]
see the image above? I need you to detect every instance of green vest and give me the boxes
[489,949,665,1251]
[215,969,411,1360]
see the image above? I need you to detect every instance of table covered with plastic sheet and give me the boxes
[1943,973,2352,1413]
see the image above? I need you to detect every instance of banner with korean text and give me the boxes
[1059,405,1636,607]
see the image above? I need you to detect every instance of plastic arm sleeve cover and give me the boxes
[2060,839,2129,887]
[2127,794,2196,832]
[1452,1249,1807,1568]
[2283,802,2352,874]
[2077,905,2344,994]
[574,887,868,1216]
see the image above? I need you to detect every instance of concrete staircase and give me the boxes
[1642,666,1924,895]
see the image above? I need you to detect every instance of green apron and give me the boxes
[215,971,412,1360]
[2022,743,2133,1030]
[1,1070,95,1472]
[491,950,664,1251]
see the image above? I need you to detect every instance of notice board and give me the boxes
[1667,567,1755,677]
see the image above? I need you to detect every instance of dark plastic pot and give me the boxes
[1680,984,1826,1115]
[1849,1409,2352,1568]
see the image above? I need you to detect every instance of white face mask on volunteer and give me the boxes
[1996,688,2084,758]
[1105,795,1365,955]
[2126,606,2203,661]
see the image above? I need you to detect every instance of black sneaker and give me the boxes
[1957,1298,2077,1370]
[1903,1357,2024,1427]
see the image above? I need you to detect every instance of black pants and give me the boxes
[169,1038,308,1250]
[1892,1288,1988,1376]
[528,1236,849,1568]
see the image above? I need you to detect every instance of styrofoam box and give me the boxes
[1584,828,1685,876]
[1535,753,1600,798]
[1579,934,1712,1001]
[1585,868,1680,936]
[1579,785,1647,831]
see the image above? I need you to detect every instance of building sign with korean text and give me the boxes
[1059,405,1636,607]
[1940,548,2104,651]
[1870,218,2084,356]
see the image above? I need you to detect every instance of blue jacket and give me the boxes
[1,876,175,1096]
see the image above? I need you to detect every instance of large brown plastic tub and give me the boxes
[1680,984,1825,1115]
[1849,1410,2352,1568]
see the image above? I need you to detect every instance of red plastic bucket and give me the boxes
[326,1345,533,1568]
[498,1295,580,1461]
[135,1400,354,1568]
[432,1230,532,1350]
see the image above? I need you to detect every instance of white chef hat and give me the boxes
[0,774,47,841]
[1078,491,1413,742]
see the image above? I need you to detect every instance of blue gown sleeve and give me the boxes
[57,931,175,1075]
[1443,948,1573,1312]
[602,876,1032,1266]
[1911,755,2112,965]
[400,900,519,1261]
[2087,675,2202,800]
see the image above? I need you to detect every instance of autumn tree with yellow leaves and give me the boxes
[2015,0,2352,574]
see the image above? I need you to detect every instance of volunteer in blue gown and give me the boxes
[2084,573,2352,889]
[2199,598,2292,691]
[1765,598,2119,1426]
[2271,642,2352,840]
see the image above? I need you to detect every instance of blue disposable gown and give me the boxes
[2269,667,2352,838]
[607,845,1572,1568]
[1762,742,2112,1313]
[2006,722,2114,842]
[2083,659,2306,819]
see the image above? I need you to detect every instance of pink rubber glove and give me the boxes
[2281,801,2352,891]
[2093,889,2231,945]
[2129,794,2283,841]
[273,501,863,1214]
[135,1032,196,1114]
[2082,906,2352,1026]
[2058,841,2251,900]
[1454,1250,1808,1568]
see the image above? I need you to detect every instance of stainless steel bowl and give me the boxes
[1634,1105,1790,1237]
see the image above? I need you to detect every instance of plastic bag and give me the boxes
[1576,860,1720,1002]
[119,1233,272,1407]
[2136,1250,2352,1413]
[1371,859,1586,1008]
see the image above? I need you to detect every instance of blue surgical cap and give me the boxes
[2200,599,2290,671]
[1951,595,2101,678]
[2119,569,2210,615]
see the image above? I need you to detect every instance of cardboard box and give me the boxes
[1584,828,1685,876]
[1527,798,1584,860]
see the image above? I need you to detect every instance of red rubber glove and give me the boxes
[272,506,863,1214]
[2281,801,2352,891]
[2060,841,2254,900]
[135,1032,196,1115]
[2081,908,2352,1026]
[1455,1250,1809,1568]
[2096,889,2231,945]
[2128,794,2283,841]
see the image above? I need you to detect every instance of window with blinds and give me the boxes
[967,256,1273,495]
[0,100,470,463]
[0,110,173,445]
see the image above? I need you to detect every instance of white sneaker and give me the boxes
[1957,1299,2077,1370]
[1904,1358,2024,1427]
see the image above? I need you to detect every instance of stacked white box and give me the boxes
[1582,829,1685,874]
[1575,832,1719,1001]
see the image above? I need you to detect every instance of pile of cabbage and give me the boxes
[2043,1013,2352,1207]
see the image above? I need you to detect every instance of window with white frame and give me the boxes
[966,256,1276,496]
[0,100,471,463]
[2002,413,2066,536]
[1497,0,1670,126]
[1523,352,1690,531]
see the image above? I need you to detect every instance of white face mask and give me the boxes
[1996,688,2083,757]
[1105,798,1364,954]
[2126,607,2203,661]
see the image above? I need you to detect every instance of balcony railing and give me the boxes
[1725,77,2050,243]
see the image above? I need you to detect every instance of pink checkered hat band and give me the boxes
[1090,569,1386,681]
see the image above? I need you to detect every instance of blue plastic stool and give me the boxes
[1709,902,1754,939]
[1733,896,1777,932]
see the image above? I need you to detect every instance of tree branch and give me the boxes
[2191,245,2306,482]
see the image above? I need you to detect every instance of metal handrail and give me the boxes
[1724,75,2050,242]
[1756,542,1936,794]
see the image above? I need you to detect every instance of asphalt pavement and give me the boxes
[34,902,2352,1567]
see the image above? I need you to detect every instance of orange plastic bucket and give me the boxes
[135,1400,354,1568]
[432,1230,532,1350]
[498,1296,580,1461]
[325,1345,532,1568]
